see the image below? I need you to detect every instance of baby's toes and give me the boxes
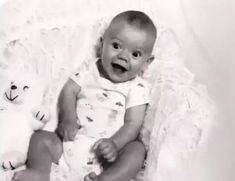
[12,171,22,181]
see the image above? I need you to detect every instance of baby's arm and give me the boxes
[111,104,147,150]
[56,78,81,141]
[93,104,147,162]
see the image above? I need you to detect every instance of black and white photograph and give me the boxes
[0,0,234,181]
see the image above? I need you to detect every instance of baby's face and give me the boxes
[100,21,155,83]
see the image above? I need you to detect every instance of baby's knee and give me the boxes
[31,131,62,154]
[31,131,54,144]
[121,141,146,165]
[125,141,146,155]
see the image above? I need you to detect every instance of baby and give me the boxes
[13,10,157,181]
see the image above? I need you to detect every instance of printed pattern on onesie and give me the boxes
[62,59,150,180]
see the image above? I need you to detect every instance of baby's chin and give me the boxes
[107,73,136,83]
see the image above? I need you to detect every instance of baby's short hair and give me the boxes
[110,10,157,39]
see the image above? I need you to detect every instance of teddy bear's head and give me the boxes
[1,72,48,109]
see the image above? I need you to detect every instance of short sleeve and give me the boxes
[126,78,150,109]
[70,61,90,86]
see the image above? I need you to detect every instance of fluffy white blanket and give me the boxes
[0,10,216,181]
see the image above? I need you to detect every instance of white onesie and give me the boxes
[60,59,150,180]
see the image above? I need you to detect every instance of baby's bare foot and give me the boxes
[12,169,50,181]
[84,172,99,181]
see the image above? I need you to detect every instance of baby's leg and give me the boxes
[12,130,63,181]
[85,141,146,181]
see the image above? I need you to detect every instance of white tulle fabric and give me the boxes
[0,10,216,181]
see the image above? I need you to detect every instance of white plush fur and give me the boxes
[0,71,49,171]
[0,10,216,181]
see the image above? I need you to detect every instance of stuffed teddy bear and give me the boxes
[0,71,50,171]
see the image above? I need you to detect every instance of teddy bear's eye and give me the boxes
[23,86,29,91]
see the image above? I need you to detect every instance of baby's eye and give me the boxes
[132,51,142,58]
[23,86,29,91]
[112,42,121,49]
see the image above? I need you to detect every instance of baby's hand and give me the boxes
[92,138,118,162]
[56,120,81,141]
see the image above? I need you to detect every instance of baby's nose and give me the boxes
[11,85,17,90]
[118,49,129,62]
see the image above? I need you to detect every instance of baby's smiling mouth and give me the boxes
[111,62,128,73]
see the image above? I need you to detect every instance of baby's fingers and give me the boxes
[84,172,97,181]
[63,128,77,142]
[67,128,78,141]
[105,152,117,162]
[107,156,116,162]
[62,130,69,141]
[99,146,111,155]
[92,139,103,152]
[56,127,64,140]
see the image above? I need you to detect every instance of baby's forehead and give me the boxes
[105,26,155,53]
[106,21,155,48]
[107,19,155,39]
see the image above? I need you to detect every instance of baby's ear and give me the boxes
[141,55,155,74]
[144,55,155,68]
[142,55,155,71]
[147,55,155,64]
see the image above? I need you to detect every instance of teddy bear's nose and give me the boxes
[11,85,17,90]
